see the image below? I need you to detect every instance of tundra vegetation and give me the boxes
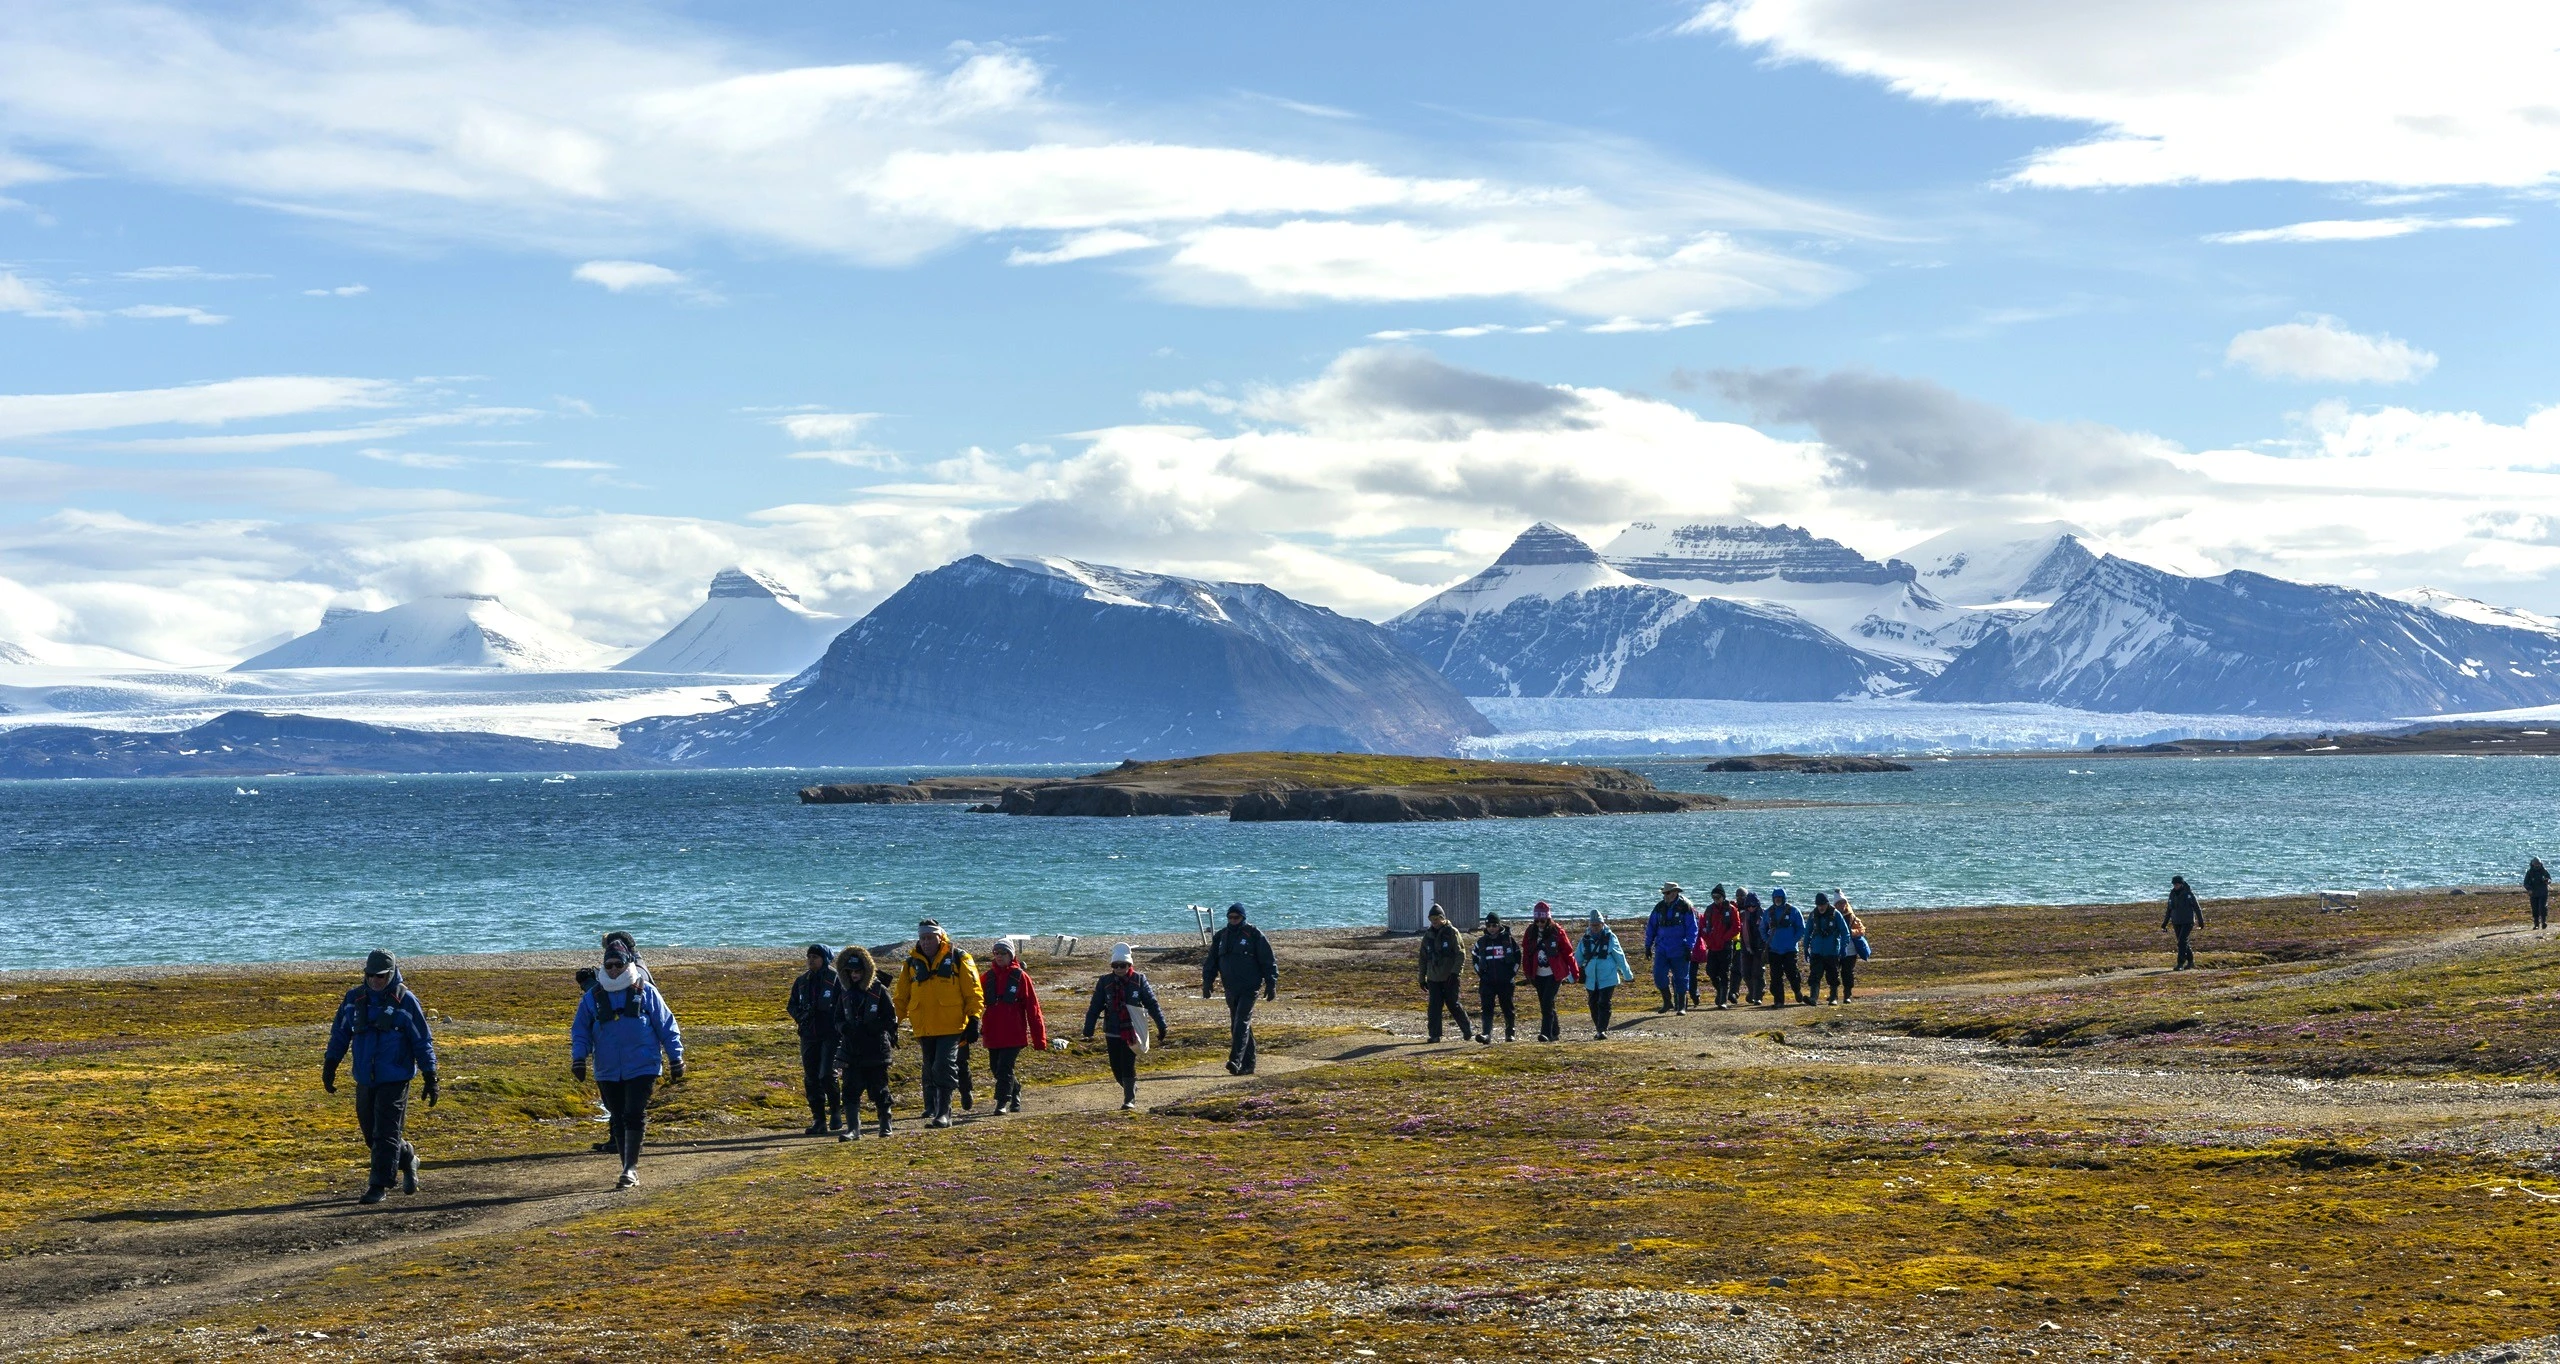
[5,890,2557,1361]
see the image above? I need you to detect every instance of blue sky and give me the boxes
[1,0,2556,660]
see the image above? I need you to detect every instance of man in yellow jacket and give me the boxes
[893,919,984,1129]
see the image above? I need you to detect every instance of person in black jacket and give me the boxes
[1084,944,1169,1110]
[1416,905,1472,1043]
[1471,911,1519,1043]
[2163,875,2204,970]
[1202,903,1279,1076]
[787,944,844,1135]
[2528,858,2551,931]
[831,946,899,1140]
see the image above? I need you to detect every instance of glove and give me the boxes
[322,1064,337,1095]
[1201,987,1213,999]
[1264,986,1276,1002]
[1155,1027,1169,1046]
[668,1058,686,1083]
[571,1059,587,1082]
[422,1071,440,1107]
[1082,1030,1094,1042]
[961,1017,981,1046]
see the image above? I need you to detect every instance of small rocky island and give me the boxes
[1682,753,1913,773]
[801,752,1726,823]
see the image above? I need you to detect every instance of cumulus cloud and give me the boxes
[2205,215,2514,245]
[0,2,1864,325]
[1694,0,2560,188]
[2226,316,2436,383]
[0,270,87,322]
[572,260,690,293]
[0,376,398,441]
[113,303,227,325]
[1693,367,2179,493]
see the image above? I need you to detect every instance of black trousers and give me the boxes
[1425,979,1472,1041]
[1705,947,1738,1005]
[1477,981,1515,1037]
[918,1034,962,1116]
[598,1075,655,1169]
[844,1062,891,1123]
[1530,976,1563,1040]
[1768,952,1805,1003]
[2533,889,2548,929]
[1106,1037,1139,1100]
[1809,953,1844,1001]
[2173,924,2195,969]
[354,1080,410,1191]
[1225,990,1259,1072]
[988,1045,1022,1103]
[1741,947,1767,1002]
[1841,953,1859,999]
[800,1034,842,1126]
[1587,984,1615,1034]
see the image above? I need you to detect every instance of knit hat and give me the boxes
[1481,911,1503,927]
[1227,903,1247,917]
[1110,942,1134,965]
[806,943,833,962]
[1428,903,1447,920]
[362,949,395,977]
[1532,901,1551,918]
[991,939,1016,959]
[1586,910,1606,927]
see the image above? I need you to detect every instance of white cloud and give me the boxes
[0,270,88,322]
[1694,0,2560,188]
[0,3,1862,325]
[2226,316,2437,383]
[776,412,879,445]
[114,303,227,325]
[119,265,268,281]
[572,260,689,292]
[302,283,368,296]
[0,376,398,441]
[2206,215,2514,244]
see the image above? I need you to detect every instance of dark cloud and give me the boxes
[1688,367,2177,493]
[1257,346,1594,439]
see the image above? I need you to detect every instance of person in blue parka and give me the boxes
[1762,888,1808,1007]
[1643,883,1700,1017]
[572,941,684,1189]
[323,949,438,1205]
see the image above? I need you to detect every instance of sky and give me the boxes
[1,0,2557,662]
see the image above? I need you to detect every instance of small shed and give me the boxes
[1388,872,1480,933]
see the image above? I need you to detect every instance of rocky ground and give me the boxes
[4,890,2557,1361]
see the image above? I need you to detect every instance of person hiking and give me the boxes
[1472,910,1520,1043]
[1805,893,1853,1005]
[323,949,438,1206]
[1201,903,1278,1075]
[1762,889,1808,1007]
[1576,911,1634,1039]
[1417,904,1474,1043]
[1700,885,1744,1010]
[2528,858,2551,931]
[1520,902,1581,1042]
[1082,944,1168,1110]
[1644,883,1699,1016]
[1836,891,1871,1001]
[571,941,683,1189]
[2163,875,2204,970]
[787,944,845,1135]
[978,939,1047,1115]
[832,945,899,1140]
[1735,888,1768,1005]
[893,919,983,1129]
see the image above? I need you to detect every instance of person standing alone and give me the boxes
[2164,876,2204,969]
[2528,858,2551,931]
[1416,904,1473,1043]
[1202,903,1278,1075]
[571,941,683,1189]
[893,920,983,1129]
[323,950,438,1205]
[1472,911,1519,1043]
[786,944,844,1135]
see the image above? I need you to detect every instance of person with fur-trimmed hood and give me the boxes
[832,945,899,1140]
[323,949,438,1206]
[787,944,845,1135]
[893,920,983,1129]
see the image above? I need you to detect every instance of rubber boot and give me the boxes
[877,1103,893,1138]
[398,1142,418,1195]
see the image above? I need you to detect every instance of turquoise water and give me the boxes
[2,755,2555,969]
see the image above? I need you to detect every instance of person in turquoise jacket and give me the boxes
[571,943,685,1189]
[1762,889,1809,1007]
[1576,912,1634,1040]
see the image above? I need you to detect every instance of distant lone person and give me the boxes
[323,949,438,1206]
[1417,904,1473,1043]
[2528,858,2551,931]
[2164,875,2204,970]
[1202,903,1278,1075]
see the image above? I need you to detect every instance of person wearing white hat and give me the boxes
[1082,944,1168,1110]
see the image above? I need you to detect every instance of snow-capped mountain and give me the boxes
[614,567,847,675]
[1601,517,1971,662]
[1388,524,1920,700]
[1922,555,2560,718]
[0,634,172,668]
[2392,587,2560,637]
[235,595,610,671]
[1898,522,2101,607]
[622,555,1491,764]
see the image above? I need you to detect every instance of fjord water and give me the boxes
[2,755,2553,969]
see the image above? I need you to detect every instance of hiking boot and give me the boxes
[358,1186,386,1205]
[804,1121,828,1137]
[876,1115,892,1138]
[617,1168,638,1190]
[959,1082,974,1112]
[1675,1008,1687,1017]
[838,1125,859,1142]
[399,1144,418,1195]
[1476,1031,1491,1045]
[1226,1060,1240,1075]
[1120,1099,1138,1111]
[591,1139,617,1153]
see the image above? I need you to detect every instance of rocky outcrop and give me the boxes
[956,751,1725,823]
[801,777,1064,804]
[1690,754,1914,773]
[0,710,660,779]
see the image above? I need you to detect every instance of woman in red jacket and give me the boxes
[977,940,1048,1114]
[1519,902,1582,1043]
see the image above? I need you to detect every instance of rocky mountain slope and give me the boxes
[0,710,660,779]
[1922,555,2560,718]
[622,555,1491,765]
[235,595,608,671]
[1600,517,1977,661]
[1387,524,1919,700]
[614,567,846,675]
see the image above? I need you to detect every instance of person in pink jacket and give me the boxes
[976,940,1048,1115]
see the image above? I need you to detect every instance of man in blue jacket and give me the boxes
[1201,903,1278,1075]
[1644,883,1699,1017]
[1762,889,1809,1007]
[323,949,438,1205]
